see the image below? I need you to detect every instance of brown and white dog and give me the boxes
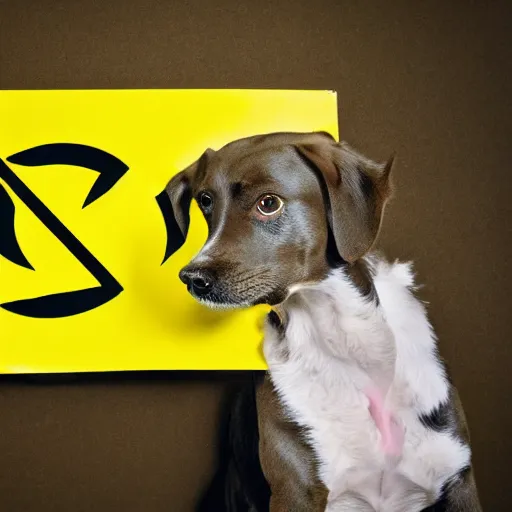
[163,132,482,511]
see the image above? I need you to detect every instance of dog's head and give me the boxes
[165,132,393,308]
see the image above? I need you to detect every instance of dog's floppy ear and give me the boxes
[156,149,212,264]
[165,149,214,236]
[295,140,394,263]
[165,164,194,238]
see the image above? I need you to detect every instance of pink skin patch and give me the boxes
[365,387,404,457]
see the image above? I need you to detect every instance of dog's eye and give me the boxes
[198,192,213,213]
[256,195,284,217]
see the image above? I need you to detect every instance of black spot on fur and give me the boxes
[267,310,282,330]
[267,311,287,342]
[419,400,453,432]
[420,465,471,512]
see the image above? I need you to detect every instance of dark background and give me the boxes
[0,0,510,510]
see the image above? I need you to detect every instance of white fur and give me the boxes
[264,256,470,512]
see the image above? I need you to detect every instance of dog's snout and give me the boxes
[179,267,214,297]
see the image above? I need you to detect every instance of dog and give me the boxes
[163,131,482,511]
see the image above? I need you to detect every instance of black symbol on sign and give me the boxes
[155,190,186,265]
[0,143,129,319]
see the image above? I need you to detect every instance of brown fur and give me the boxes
[442,388,482,511]
[256,375,328,512]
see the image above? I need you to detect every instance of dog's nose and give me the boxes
[179,268,214,297]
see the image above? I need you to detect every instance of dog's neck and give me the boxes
[274,258,397,391]
[266,254,450,419]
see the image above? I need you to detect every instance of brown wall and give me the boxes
[0,1,510,510]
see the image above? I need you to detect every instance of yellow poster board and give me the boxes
[0,90,338,373]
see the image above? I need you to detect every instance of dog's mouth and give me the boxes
[188,288,249,311]
[184,279,286,310]
[187,287,287,310]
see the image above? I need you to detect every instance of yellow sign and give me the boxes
[0,90,338,373]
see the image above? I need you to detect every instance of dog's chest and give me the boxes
[264,265,470,511]
[269,358,458,511]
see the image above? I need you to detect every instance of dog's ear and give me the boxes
[156,149,212,264]
[164,149,213,237]
[295,140,394,263]
[165,165,194,239]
